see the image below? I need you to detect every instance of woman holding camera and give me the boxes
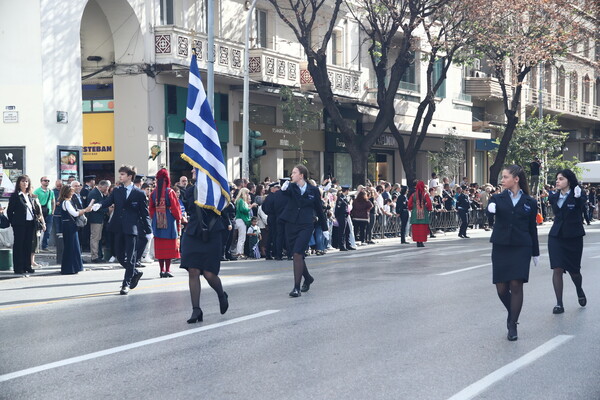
[280,165,328,297]
[180,169,230,323]
[547,169,587,314]
[487,165,539,341]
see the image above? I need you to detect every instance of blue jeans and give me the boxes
[313,225,325,251]
[41,214,52,249]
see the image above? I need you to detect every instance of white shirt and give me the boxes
[298,182,307,196]
[125,183,134,198]
[62,199,79,217]
[509,189,524,207]
[19,192,34,221]
[557,190,570,208]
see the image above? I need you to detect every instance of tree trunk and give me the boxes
[489,113,518,185]
[346,142,368,187]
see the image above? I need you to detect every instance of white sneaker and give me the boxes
[141,257,154,263]
[108,256,116,263]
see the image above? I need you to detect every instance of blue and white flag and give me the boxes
[182,54,230,214]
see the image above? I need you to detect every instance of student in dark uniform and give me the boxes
[280,165,328,297]
[180,169,229,323]
[396,186,409,244]
[456,185,471,238]
[92,166,151,295]
[547,169,587,314]
[334,186,350,251]
[260,181,281,260]
[487,165,539,341]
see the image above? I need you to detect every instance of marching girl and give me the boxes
[487,165,539,341]
[547,169,587,314]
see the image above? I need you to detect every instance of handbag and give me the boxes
[74,214,87,228]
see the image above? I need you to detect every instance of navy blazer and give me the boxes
[280,183,328,231]
[548,190,586,238]
[86,187,108,224]
[456,193,470,210]
[489,190,539,256]
[98,185,151,235]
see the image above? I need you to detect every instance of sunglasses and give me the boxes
[42,179,50,182]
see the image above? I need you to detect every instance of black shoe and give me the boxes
[458,234,464,238]
[25,269,36,274]
[463,235,470,239]
[507,322,518,341]
[289,288,301,297]
[220,256,228,261]
[120,286,130,295]
[301,276,314,292]
[129,271,143,289]
[274,256,282,260]
[159,272,166,278]
[367,240,376,244]
[187,307,203,323]
[266,256,273,260]
[429,234,436,238]
[401,241,408,244]
[219,292,229,315]
[553,305,565,314]
[287,256,292,260]
[339,248,348,251]
[348,247,357,251]
[577,288,587,307]
[164,272,174,278]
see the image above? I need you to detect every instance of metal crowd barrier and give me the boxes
[368,209,490,238]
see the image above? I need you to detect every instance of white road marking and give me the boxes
[0,310,279,383]
[446,335,573,400]
[437,263,492,276]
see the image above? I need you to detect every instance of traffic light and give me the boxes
[249,129,267,160]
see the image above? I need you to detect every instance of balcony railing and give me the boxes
[248,47,299,87]
[153,26,244,76]
[300,63,361,98]
[455,92,472,102]
[465,77,504,99]
[525,88,600,120]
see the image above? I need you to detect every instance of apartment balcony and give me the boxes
[248,47,300,87]
[153,26,244,76]
[525,88,600,122]
[300,63,361,98]
[465,77,504,100]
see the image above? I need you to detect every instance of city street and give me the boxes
[1,225,599,400]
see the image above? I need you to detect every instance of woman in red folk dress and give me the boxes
[149,168,182,277]
[407,181,433,247]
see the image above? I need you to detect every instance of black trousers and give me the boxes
[136,233,148,261]
[265,217,277,257]
[12,221,35,273]
[335,214,347,249]
[353,219,368,243]
[399,211,409,242]
[458,209,469,236]
[115,232,138,287]
[275,220,286,258]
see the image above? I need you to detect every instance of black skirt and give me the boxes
[286,222,314,256]
[180,231,222,275]
[548,235,583,274]
[492,244,531,284]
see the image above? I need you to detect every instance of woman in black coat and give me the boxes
[280,165,328,297]
[180,169,231,323]
[487,165,539,341]
[7,175,36,275]
[547,169,586,314]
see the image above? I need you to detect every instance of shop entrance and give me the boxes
[368,151,394,184]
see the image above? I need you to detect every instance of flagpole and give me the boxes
[207,0,214,112]
[242,0,257,179]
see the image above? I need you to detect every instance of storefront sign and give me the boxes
[3,111,18,123]
[374,134,396,148]
[0,147,25,197]
[325,132,348,153]
[83,113,115,161]
[233,122,324,151]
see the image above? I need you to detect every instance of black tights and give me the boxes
[188,268,224,309]
[496,280,524,324]
[552,268,584,306]
[293,253,312,290]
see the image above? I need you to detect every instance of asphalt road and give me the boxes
[1,225,599,400]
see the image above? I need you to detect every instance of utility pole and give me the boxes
[207,0,215,112]
[242,0,257,179]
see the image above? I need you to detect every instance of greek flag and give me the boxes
[181,54,230,214]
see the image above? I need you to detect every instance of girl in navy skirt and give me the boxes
[280,165,329,297]
[487,165,539,341]
[547,169,587,314]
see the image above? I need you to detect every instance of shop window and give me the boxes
[239,103,276,125]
